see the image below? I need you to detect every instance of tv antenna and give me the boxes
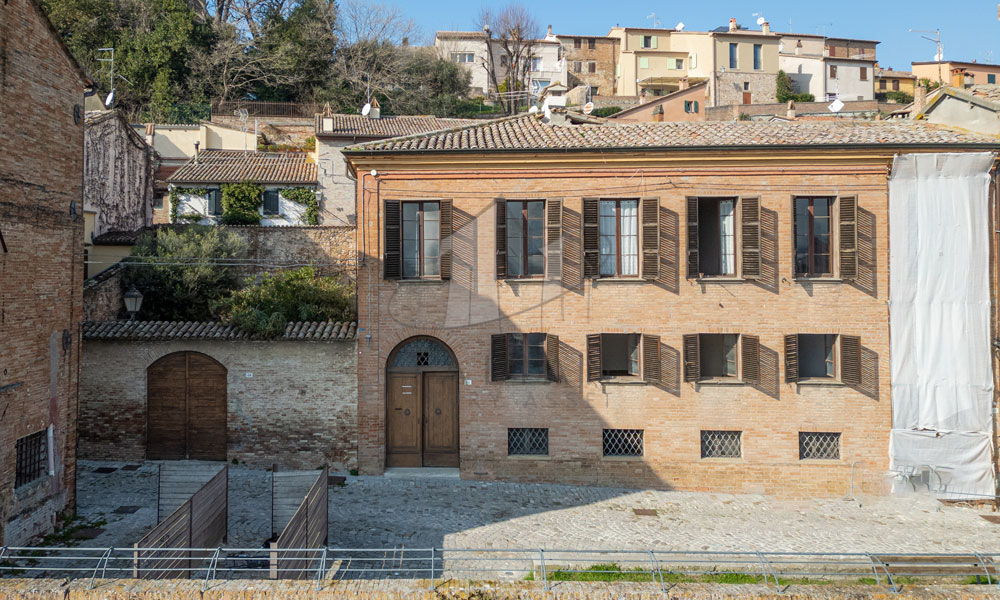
[752,12,766,26]
[234,108,250,151]
[910,29,944,83]
[646,12,661,28]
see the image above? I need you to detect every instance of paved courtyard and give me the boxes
[72,460,1000,555]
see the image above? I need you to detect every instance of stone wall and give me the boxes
[83,264,123,321]
[224,225,355,279]
[79,339,358,471]
[315,138,356,226]
[715,72,777,107]
[0,0,86,544]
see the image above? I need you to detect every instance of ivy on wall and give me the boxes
[168,186,207,223]
[280,188,319,225]
[220,182,264,225]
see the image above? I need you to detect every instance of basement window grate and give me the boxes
[16,429,48,488]
[799,432,841,460]
[701,430,742,458]
[603,429,643,457]
[508,428,549,456]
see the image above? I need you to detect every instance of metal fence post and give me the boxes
[648,550,666,592]
[539,549,548,591]
[315,547,328,590]
[428,548,436,590]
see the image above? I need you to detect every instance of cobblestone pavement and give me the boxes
[74,461,1000,556]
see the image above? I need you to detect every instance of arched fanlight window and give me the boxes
[391,337,456,368]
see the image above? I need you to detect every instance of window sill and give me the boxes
[397,279,445,284]
[796,378,846,387]
[696,378,745,386]
[798,458,844,465]
[503,278,547,284]
[694,277,745,283]
[507,454,552,461]
[598,377,647,385]
[793,277,843,283]
[700,457,743,462]
[503,378,552,385]
[602,455,644,461]
[594,277,646,284]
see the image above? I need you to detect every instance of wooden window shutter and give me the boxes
[586,334,602,381]
[440,199,453,280]
[583,197,600,278]
[741,196,761,279]
[545,334,560,382]
[839,196,858,280]
[682,334,700,382]
[642,334,661,384]
[791,197,800,275]
[490,334,508,381]
[686,198,699,278]
[383,200,401,280]
[741,334,760,384]
[641,197,660,280]
[495,199,507,280]
[784,334,799,383]
[547,199,563,281]
[841,334,861,386]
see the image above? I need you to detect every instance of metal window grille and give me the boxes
[603,429,643,457]
[508,428,548,456]
[701,430,742,458]
[799,432,841,460]
[15,429,48,488]
[416,352,429,366]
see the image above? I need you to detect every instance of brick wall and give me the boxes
[354,163,897,498]
[0,0,86,544]
[559,37,619,97]
[79,339,358,471]
[82,264,123,321]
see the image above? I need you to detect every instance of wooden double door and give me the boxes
[147,352,227,461]
[386,372,459,467]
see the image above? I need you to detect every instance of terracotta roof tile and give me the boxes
[82,320,357,342]
[316,114,478,139]
[168,150,317,185]
[344,113,999,154]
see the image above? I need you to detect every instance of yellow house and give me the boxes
[912,60,1000,87]
[875,67,916,97]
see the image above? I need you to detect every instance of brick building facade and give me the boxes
[556,34,619,97]
[343,114,998,498]
[0,0,91,543]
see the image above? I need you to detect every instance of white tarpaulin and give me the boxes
[888,152,996,497]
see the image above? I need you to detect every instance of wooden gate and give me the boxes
[147,352,227,461]
[270,466,329,580]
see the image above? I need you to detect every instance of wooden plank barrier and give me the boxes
[270,466,329,580]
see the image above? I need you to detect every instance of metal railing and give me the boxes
[210,100,323,119]
[1,547,999,593]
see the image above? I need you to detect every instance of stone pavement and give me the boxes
[74,461,1000,554]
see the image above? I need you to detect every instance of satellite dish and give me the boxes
[104,90,114,107]
[675,22,685,31]
[933,51,943,61]
[528,105,539,114]
[828,98,845,113]
[544,106,552,120]
[583,101,595,115]
[361,103,372,116]
[756,16,766,26]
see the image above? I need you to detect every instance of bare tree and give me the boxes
[338,0,417,45]
[334,0,419,104]
[477,2,540,115]
[188,23,300,100]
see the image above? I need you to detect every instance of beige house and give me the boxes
[913,60,1000,87]
[609,81,708,121]
[779,34,878,101]
[608,19,779,106]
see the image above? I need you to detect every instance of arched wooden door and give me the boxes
[147,352,227,461]
[386,337,459,468]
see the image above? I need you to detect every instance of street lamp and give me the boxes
[123,285,143,321]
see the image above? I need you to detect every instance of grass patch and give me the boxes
[38,514,108,547]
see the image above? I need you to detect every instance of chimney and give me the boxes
[762,21,770,35]
[679,77,690,90]
[194,141,199,164]
[795,39,802,55]
[547,24,552,37]
[914,84,928,115]
[402,37,409,47]
[786,100,796,119]
[729,18,737,32]
[145,123,155,146]
[652,106,664,122]
[369,97,381,119]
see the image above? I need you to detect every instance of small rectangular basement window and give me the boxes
[508,428,549,456]
[16,429,48,489]
[799,432,841,460]
[603,429,643,457]
[701,430,742,458]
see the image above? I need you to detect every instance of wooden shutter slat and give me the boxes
[784,334,799,383]
[583,197,600,279]
[741,196,761,279]
[495,199,507,280]
[682,334,700,382]
[586,334,602,382]
[686,197,699,278]
[742,334,760,384]
[440,199,453,280]
[546,334,560,382]
[547,198,563,281]
[384,200,401,280]
[641,197,660,280]
[841,334,861,386]
[642,334,661,383]
[839,196,858,280]
[490,334,508,382]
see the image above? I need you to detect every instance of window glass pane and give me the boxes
[620,200,638,275]
[508,247,524,277]
[403,212,419,277]
[423,202,439,220]
[813,255,830,274]
[508,335,524,375]
[403,202,419,220]
[507,201,524,277]
[423,240,440,276]
[527,333,545,375]
[719,199,735,275]
[723,334,737,376]
[599,200,617,276]
[527,254,544,275]
[824,335,835,377]
[813,197,830,217]
[628,334,640,375]
[799,334,834,378]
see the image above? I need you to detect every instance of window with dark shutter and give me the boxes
[383,200,401,279]
[586,334,602,381]
[582,197,600,278]
[784,334,799,383]
[797,334,836,379]
[642,334,661,383]
[691,197,737,277]
[207,189,222,216]
[495,199,507,280]
[686,197,699,278]
[546,334,560,382]
[682,334,700,382]
[598,199,639,277]
[547,199,562,280]
[742,334,760,384]
[263,190,280,215]
[641,197,660,280]
[839,196,858,280]
[15,429,48,488]
[741,196,761,279]
[840,335,861,385]
[793,196,833,277]
[440,199,453,280]
[491,334,508,381]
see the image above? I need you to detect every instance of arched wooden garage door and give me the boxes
[147,352,227,461]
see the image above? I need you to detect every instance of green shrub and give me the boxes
[123,226,248,321]
[280,188,319,225]
[214,266,356,339]
[592,106,622,118]
[221,181,263,225]
[877,91,914,104]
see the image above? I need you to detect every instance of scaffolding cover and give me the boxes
[888,152,995,497]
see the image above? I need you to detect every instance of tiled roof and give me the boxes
[344,113,1000,154]
[435,30,487,40]
[969,85,1000,104]
[92,224,182,246]
[168,151,317,185]
[316,114,478,139]
[876,68,916,79]
[83,320,357,342]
